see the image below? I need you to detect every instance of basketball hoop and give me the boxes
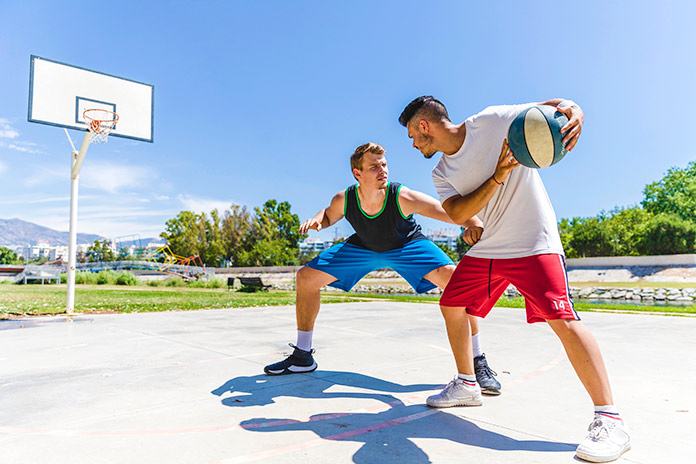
[82,109,119,143]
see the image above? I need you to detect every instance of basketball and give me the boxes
[507,106,569,168]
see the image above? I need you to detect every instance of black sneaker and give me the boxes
[474,353,501,395]
[264,343,318,375]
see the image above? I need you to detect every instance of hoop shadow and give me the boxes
[211,371,442,408]
[240,404,577,463]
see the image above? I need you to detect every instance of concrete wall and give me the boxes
[566,254,696,268]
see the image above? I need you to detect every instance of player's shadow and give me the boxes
[211,371,442,408]
[240,404,577,463]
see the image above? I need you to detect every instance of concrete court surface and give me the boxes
[1,302,694,464]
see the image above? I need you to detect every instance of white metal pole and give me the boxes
[66,130,92,315]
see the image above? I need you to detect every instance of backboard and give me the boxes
[28,55,154,142]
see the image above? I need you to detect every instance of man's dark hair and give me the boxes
[398,96,450,127]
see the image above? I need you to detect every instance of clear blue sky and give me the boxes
[1,1,694,242]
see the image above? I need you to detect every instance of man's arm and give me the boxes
[298,190,345,234]
[537,98,584,150]
[398,186,484,244]
[442,139,519,224]
[443,98,584,226]
[398,186,482,227]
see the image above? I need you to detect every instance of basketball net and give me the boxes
[83,109,119,144]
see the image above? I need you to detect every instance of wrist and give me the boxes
[491,175,504,186]
[558,99,578,109]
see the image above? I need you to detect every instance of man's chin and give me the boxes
[422,150,436,159]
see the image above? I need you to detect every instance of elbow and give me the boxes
[447,210,472,225]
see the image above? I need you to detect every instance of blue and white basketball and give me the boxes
[507,106,569,169]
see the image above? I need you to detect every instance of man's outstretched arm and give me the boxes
[299,191,346,235]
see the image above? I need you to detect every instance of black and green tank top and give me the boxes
[344,182,426,252]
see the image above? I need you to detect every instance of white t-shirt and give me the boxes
[432,103,564,259]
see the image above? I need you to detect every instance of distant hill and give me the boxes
[0,218,104,246]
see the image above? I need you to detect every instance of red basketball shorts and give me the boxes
[440,253,579,323]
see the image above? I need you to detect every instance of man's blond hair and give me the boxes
[351,142,386,171]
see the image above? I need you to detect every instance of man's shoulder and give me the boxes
[468,103,535,125]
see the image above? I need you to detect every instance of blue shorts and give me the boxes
[305,239,454,293]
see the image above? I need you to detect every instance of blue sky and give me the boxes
[1,1,694,242]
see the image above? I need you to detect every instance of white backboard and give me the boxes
[28,55,154,142]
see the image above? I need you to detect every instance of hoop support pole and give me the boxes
[66,130,92,315]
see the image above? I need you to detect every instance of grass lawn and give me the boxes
[0,285,366,318]
[1,284,695,319]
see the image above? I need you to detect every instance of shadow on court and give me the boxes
[211,371,442,408]
[213,371,576,463]
[240,404,577,463]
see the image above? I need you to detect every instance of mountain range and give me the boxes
[0,218,159,247]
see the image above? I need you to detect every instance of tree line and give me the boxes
[160,199,302,267]
[2,161,695,267]
[560,161,696,257]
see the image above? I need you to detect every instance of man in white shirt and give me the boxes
[398,96,630,463]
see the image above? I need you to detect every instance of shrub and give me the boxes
[75,271,98,284]
[95,270,119,285]
[165,277,186,287]
[116,272,139,286]
[635,213,696,255]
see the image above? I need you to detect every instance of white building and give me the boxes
[426,229,460,250]
[300,237,339,254]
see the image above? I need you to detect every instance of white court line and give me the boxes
[44,344,88,352]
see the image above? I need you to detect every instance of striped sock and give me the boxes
[594,405,622,421]
[457,373,477,387]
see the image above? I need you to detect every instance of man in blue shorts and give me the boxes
[264,142,501,396]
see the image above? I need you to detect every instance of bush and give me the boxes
[75,271,98,284]
[146,279,165,287]
[635,213,696,255]
[165,277,186,287]
[116,272,139,286]
[186,277,225,289]
[95,270,120,285]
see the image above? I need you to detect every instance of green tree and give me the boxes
[0,246,21,264]
[436,242,459,262]
[87,240,116,262]
[238,200,301,267]
[204,209,225,267]
[455,227,468,259]
[634,213,696,255]
[642,161,696,222]
[221,204,252,266]
[160,211,205,259]
[567,216,613,257]
[558,218,576,257]
[603,206,651,256]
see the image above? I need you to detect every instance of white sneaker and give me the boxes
[576,414,631,462]
[426,377,483,408]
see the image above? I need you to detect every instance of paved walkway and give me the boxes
[1,303,694,463]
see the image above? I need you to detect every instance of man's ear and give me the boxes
[352,168,362,181]
[418,119,430,134]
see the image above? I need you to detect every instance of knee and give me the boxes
[548,318,583,338]
[296,266,321,290]
[440,304,466,319]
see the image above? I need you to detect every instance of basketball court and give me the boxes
[1,302,693,463]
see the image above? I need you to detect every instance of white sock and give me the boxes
[296,330,313,352]
[457,373,477,387]
[471,333,483,358]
